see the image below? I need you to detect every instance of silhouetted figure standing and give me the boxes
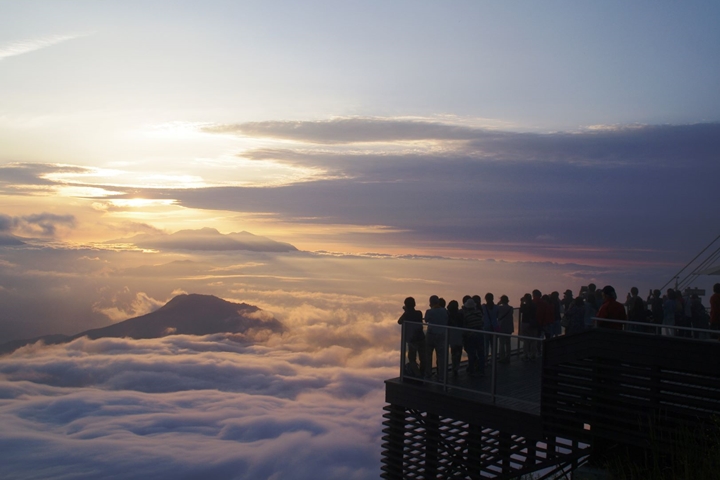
[597,285,626,329]
[663,289,681,336]
[561,289,574,334]
[447,300,465,377]
[584,285,599,328]
[424,295,448,380]
[625,287,647,332]
[689,294,709,339]
[649,289,664,334]
[482,293,499,365]
[398,297,425,376]
[550,291,562,336]
[520,293,538,361]
[496,295,514,363]
[711,283,720,337]
[462,298,484,376]
[533,290,554,340]
[565,296,586,335]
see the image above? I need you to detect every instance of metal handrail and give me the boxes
[399,318,545,406]
[399,311,719,406]
[590,316,718,336]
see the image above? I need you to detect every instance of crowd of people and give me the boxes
[398,283,720,380]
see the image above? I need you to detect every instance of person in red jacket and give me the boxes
[596,285,626,330]
[532,290,555,339]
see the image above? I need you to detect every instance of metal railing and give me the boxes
[399,316,544,409]
[398,310,719,409]
[589,316,718,339]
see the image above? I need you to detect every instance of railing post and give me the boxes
[442,324,449,390]
[491,332,498,404]
[399,320,406,382]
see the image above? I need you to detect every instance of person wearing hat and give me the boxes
[596,285,626,330]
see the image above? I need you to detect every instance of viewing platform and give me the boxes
[381,318,720,479]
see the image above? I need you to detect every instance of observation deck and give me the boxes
[381,317,720,479]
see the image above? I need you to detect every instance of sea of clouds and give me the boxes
[0,333,393,479]
[0,242,685,478]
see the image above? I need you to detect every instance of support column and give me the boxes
[382,405,406,479]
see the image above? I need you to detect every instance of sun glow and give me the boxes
[98,198,177,209]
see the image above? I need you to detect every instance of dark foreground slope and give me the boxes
[0,294,283,355]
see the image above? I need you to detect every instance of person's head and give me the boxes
[667,289,676,300]
[551,291,559,299]
[631,287,639,296]
[462,295,472,305]
[447,299,459,312]
[523,293,532,303]
[438,297,446,308]
[463,298,476,310]
[403,297,416,309]
[714,283,720,295]
[653,289,661,298]
[500,295,509,305]
[564,289,573,298]
[429,295,439,307]
[532,289,541,298]
[485,292,494,304]
[588,283,596,293]
[602,285,616,299]
[472,295,482,308]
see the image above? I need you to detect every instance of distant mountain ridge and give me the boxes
[0,294,283,355]
[107,228,297,252]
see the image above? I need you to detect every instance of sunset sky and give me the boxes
[1,1,719,478]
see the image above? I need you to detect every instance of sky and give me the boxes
[1,1,720,478]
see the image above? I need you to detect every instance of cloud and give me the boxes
[0,163,92,195]
[0,33,90,60]
[3,121,718,268]
[92,287,167,322]
[203,117,496,144]
[234,122,720,172]
[208,118,720,171]
[0,212,76,237]
[108,228,298,253]
[0,334,389,479]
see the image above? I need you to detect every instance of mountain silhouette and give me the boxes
[0,294,283,355]
[107,228,297,252]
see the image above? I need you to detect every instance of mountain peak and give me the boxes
[75,294,282,340]
[0,294,283,355]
